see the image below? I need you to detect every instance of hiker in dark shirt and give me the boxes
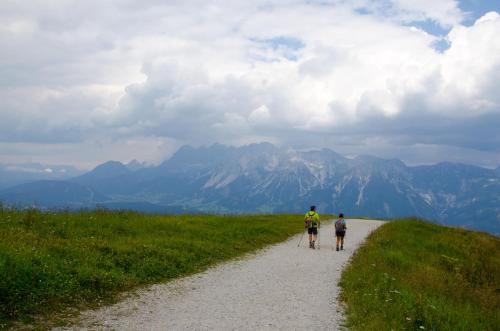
[334,213,347,251]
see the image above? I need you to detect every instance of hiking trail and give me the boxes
[58,219,383,331]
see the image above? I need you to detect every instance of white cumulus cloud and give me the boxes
[0,1,499,168]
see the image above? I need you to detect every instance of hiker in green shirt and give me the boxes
[304,206,320,249]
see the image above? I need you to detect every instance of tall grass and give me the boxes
[0,206,306,329]
[339,218,500,331]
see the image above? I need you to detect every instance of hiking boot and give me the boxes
[336,246,339,251]
[309,241,312,248]
[312,241,315,249]
[340,245,344,250]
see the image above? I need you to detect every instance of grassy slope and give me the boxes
[340,218,500,331]
[0,208,309,329]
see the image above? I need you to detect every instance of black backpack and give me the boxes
[335,219,345,231]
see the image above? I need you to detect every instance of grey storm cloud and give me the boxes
[0,0,499,168]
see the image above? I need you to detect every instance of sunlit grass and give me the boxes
[340,218,500,331]
[0,206,307,329]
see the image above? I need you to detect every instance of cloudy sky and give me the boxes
[1,0,499,169]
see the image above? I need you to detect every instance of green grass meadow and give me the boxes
[340,218,500,331]
[0,207,307,329]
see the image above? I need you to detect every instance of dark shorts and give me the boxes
[308,227,318,235]
[336,230,346,238]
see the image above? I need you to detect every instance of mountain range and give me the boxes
[1,143,498,234]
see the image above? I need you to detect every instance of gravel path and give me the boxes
[60,219,383,331]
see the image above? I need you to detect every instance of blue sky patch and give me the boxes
[432,38,452,53]
[407,19,451,36]
[266,36,305,51]
[354,7,372,16]
[458,0,500,26]
[252,36,305,61]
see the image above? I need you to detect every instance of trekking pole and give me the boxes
[317,228,321,250]
[297,230,305,247]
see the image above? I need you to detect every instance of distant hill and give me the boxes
[1,143,498,234]
[0,180,106,208]
[72,160,131,186]
[101,201,191,214]
[0,163,84,190]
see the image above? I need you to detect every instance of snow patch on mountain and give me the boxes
[356,175,371,206]
[419,193,433,205]
[203,170,240,189]
[335,175,353,195]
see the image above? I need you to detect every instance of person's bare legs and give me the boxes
[336,236,340,251]
[311,233,317,249]
[340,237,344,250]
[308,233,313,247]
